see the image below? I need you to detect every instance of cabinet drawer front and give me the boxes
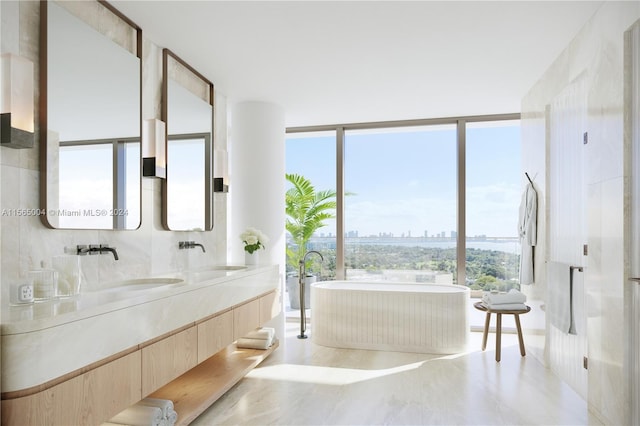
[259,290,279,325]
[2,351,142,426]
[198,310,234,362]
[142,327,198,396]
[233,299,261,340]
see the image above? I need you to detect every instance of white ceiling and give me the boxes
[112,1,603,127]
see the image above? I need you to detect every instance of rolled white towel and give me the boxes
[481,301,528,311]
[482,289,526,305]
[236,337,272,350]
[162,410,178,426]
[138,398,174,419]
[109,405,163,426]
[244,327,275,341]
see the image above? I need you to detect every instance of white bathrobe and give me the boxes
[518,182,537,285]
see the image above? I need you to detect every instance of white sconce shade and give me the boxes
[214,149,229,192]
[0,53,34,148]
[142,118,166,178]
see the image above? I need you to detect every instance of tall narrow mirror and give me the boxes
[162,49,214,231]
[40,0,142,229]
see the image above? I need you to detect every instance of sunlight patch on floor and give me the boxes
[245,361,426,385]
[245,337,520,386]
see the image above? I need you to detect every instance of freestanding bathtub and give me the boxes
[311,281,470,354]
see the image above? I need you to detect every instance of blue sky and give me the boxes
[286,121,521,238]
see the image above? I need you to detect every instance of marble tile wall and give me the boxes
[626,20,640,425]
[521,3,640,425]
[0,2,228,300]
[547,74,589,400]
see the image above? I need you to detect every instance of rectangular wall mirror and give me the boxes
[40,0,142,230]
[162,49,214,231]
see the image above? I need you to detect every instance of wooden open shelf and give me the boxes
[147,340,279,426]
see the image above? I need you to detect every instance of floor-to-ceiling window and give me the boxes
[344,125,458,283]
[285,131,337,311]
[465,120,521,293]
[286,114,520,314]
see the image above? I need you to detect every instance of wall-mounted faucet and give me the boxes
[179,241,206,253]
[76,244,119,261]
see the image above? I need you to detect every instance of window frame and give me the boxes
[286,113,521,282]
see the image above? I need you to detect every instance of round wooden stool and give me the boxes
[473,301,531,362]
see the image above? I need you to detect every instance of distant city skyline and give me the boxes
[313,231,502,240]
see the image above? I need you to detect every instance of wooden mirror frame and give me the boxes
[161,48,215,231]
[39,0,143,230]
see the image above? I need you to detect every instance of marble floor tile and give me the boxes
[192,322,600,426]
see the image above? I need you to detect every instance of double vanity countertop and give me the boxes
[1,264,272,335]
[1,264,280,393]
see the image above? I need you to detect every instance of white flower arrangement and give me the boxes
[240,227,269,254]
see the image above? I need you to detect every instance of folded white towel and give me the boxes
[244,327,275,341]
[481,301,528,311]
[236,337,273,350]
[482,289,526,305]
[138,398,174,419]
[109,405,163,426]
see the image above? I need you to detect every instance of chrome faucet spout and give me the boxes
[100,245,119,261]
[298,250,324,339]
[76,244,118,260]
[299,250,324,281]
[178,241,206,253]
[302,250,324,264]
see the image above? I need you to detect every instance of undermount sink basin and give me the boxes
[102,278,184,292]
[208,265,247,271]
[189,266,247,283]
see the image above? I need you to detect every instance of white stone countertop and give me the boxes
[1,264,274,335]
[1,264,280,392]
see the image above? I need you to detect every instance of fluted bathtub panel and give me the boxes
[311,281,470,354]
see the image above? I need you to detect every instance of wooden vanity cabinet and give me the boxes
[1,289,279,426]
[1,351,142,426]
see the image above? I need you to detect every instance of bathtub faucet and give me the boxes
[298,250,323,339]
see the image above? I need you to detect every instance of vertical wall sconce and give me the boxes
[214,149,229,192]
[0,53,35,149]
[142,118,166,178]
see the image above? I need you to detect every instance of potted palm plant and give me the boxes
[285,173,336,309]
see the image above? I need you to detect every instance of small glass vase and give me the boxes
[245,251,259,266]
